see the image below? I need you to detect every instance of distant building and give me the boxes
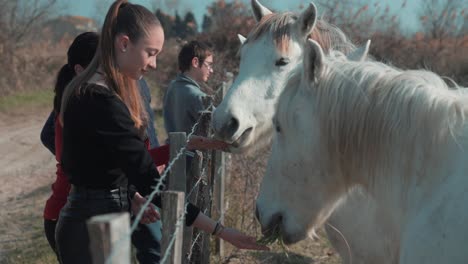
[43,16,98,42]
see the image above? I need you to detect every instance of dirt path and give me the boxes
[0,111,56,203]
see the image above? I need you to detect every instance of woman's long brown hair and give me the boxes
[60,0,162,130]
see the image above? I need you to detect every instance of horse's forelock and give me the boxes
[247,12,356,55]
[247,12,295,54]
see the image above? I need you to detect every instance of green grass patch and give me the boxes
[0,89,53,113]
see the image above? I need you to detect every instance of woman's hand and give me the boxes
[131,192,160,225]
[191,211,267,250]
[187,136,229,151]
[218,227,270,251]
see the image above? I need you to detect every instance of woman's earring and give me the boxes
[122,48,126,53]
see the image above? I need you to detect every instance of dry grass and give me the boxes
[0,40,66,97]
[209,151,340,264]
[0,184,57,264]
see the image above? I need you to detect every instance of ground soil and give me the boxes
[0,111,55,203]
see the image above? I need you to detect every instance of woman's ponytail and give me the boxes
[54,64,75,113]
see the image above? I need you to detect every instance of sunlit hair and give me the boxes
[60,0,162,130]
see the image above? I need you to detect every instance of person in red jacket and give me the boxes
[41,31,231,263]
[42,32,99,258]
[47,2,267,263]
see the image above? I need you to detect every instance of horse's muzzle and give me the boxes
[216,116,240,142]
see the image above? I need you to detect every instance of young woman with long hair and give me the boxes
[56,1,268,263]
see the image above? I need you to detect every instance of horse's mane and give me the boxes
[247,12,356,54]
[283,51,468,181]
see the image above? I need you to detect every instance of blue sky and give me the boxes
[58,0,422,33]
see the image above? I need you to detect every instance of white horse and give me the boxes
[213,0,355,154]
[213,1,390,263]
[256,36,468,263]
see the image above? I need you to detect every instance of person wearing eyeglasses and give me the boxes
[163,40,214,137]
[162,42,217,254]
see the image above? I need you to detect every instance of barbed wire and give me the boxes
[104,81,229,263]
[159,212,185,264]
[154,110,217,264]
[208,153,228,223]
[188,232,203,260]
[186,164,210,261]
[159,158,214,264]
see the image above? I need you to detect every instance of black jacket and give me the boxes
[62,83,199,225]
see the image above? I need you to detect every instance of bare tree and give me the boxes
[419,0,468,39]
[0,0,58,49]
[0,0,58,94]
[314,0,404,42]
[415,0,468,84]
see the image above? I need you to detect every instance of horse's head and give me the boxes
[256,39,371,244]
[212,0,321,153]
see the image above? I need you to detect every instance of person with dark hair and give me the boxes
[163,40,214,135]
[40,32,99,154]
[40,31,166,263]
[162,40,216,209]
[55,1,267,263]
[40,31,99,260]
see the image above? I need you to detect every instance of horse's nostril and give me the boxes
[255,206,260,221]
[227,117,239,133]
[271,212,283,227]
[220,116,240,140]
[262,212,283,235]
[243,127,253,138]
[270,213,283,231]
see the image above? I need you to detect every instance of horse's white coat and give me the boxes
[212,1,389,263]
[257,38,468,263]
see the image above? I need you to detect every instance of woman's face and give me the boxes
[116,25,165,80]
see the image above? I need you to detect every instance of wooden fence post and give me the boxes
[87,212,131,264]
[212,150,226,257]
[168,132,193,263]
[161,191,185,264]
[168,132,192,263]
[168,132,187,192]
[187,96,214,264]
[212,76,230,258]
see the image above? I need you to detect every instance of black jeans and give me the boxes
[55,186,129,264]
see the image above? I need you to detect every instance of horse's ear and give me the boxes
[296,3,317,40]
[251,0,272,22]
[304,39,324,84]
[238,34,247,45]
[347,40,371,61]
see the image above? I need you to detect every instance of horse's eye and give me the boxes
[275,58,290,67]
